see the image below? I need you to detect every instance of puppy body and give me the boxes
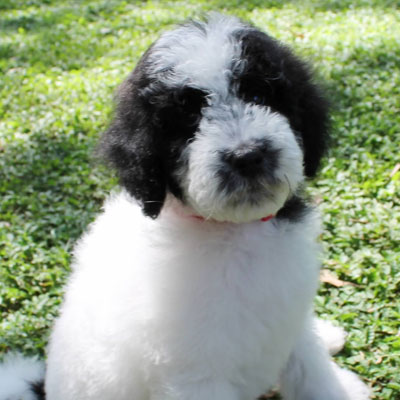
[45,193,319,399]
[44,194,367,400]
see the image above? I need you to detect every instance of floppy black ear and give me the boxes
[99,64,167,219]
[270,45,330,178]
[286,73,330,178]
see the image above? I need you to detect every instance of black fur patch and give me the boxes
[30,380,46,400]
[236,28,330,177]
[99,51,207,218]
[276,195,311,222]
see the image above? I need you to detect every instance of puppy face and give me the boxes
[101,14,328,222]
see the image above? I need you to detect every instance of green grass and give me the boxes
[0,0,399,398]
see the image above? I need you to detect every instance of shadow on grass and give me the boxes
[0,130,113,247]
[1,0,398,33]
[0,0,54,11]
[0,1,129,31]
[0,128,112,356]
[0,1,157,72]
[0,0,145,12]
[1,0,399,72]
[205,0,399,11]
[1,0,399,13]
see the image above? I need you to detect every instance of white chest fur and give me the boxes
[139,204,320,395]
[46,193,321,400]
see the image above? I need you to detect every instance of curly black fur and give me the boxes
[30,380,46,400]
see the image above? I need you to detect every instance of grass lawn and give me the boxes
[0,0,399,398]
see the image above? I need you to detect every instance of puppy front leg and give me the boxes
[151,379,240,400]
[279,320,370,400]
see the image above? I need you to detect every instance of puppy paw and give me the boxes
[332,363,371,400]
[314,318,347,355]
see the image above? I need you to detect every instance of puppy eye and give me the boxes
[251,94,267,106]
[252,95,264,105]
[174,87,208,112]
[238,76,270,106]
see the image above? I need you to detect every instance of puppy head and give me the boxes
[100,14,329,222]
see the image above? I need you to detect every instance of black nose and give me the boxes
[224,144,266,176]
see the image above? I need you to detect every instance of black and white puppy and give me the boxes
[0,14,370,400]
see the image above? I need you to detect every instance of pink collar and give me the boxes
[191,214,275,223]
[260,214,275,222]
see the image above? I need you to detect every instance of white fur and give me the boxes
[149,14,245,93]
[41,192,369,399]
[0,354,44,400]
[47,192,320,399]
[280,320,370,400]
[314,318,347,356]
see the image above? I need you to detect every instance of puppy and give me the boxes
[0,14,370,400]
